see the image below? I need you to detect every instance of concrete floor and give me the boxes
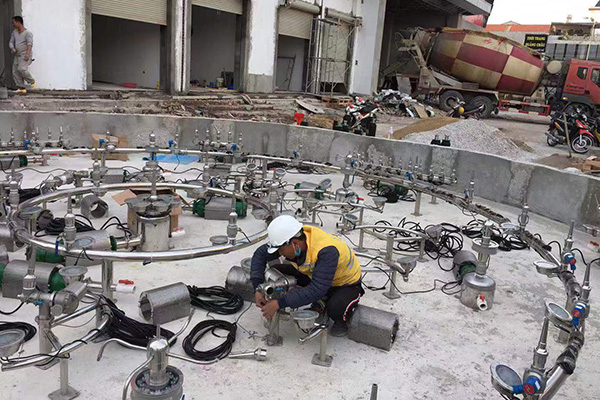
[0,154,598,400]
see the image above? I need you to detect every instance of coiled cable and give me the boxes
[102,297,176,347]
[182,319,236,361]
[187,286,244,315]
[0,321,37,342]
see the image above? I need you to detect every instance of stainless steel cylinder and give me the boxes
[264,267,284,282]
[460,272,496,311]
[348,305,399,351]
[241,257,252,273]
[80,194,108,219]
[0,243,9,266]
[225,265,254,302]
[138,215,171,252]
[139,282,191,325]
[1,260,59,299]
[0,223,23,252]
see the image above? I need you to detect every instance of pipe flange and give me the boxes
[210,235,229,245]
[471,238,499,255]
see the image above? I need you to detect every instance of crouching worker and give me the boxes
[250,215,364,336]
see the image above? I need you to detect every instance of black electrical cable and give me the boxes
[187,286,244,315]
[19,188,42,203]
[0,321,37,342]
[362,265,459,296]
[571,248,588,267]
[182,319,236,362]
[462,220,528,252]
[0,302,24,315]
[41,217,95,235]
[547,241,563,257]
[102,297,176,347]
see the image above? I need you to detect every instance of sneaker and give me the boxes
[16,88,26,94]
[330,321,348,337]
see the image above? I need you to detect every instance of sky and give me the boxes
[487,0,598,24]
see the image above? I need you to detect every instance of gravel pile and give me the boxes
[402,119,534,161]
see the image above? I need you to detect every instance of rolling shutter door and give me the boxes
[278,8,313,40]
[91,0,167,25]
[192,0,243,15]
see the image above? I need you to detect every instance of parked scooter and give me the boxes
[446,100,485,119]
[336,96,379,136]
[546,111,596,154]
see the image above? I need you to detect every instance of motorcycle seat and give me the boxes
[361,104,378,113]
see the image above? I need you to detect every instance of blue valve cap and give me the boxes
[523,377,541,395]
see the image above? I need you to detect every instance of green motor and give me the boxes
[193,198,247,218]
[0,262,66,294]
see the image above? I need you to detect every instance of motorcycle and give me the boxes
[546,111,596,154]
[446,100,485,120]
[338,96,379,137]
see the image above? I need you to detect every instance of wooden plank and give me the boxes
[413,104,429,118]
[296,99,324,114]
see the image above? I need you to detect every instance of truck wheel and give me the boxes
[439,90,464,112]
[470,96,494,119]
[564,103,591,117]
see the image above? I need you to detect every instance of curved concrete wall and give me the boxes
[1,110,598,228]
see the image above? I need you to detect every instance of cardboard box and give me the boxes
[91,134,129,161]
[112,189,183,233]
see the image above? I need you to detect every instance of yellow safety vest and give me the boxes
[290,226,361,287]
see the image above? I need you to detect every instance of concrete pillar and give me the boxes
[349,0,387,95]
[2,0,20,89]
[85,0,92,89]
[243,0,278,93]
[166,0,191,95]
[234,1,249,92]
[446,12,463,29]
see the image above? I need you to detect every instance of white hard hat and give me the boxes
[266,215,304,254]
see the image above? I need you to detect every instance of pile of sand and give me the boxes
[392,117,458,139]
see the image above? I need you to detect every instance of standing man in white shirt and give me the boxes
[8,16,35,94]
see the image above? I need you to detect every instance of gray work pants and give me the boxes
[12,54,35,88]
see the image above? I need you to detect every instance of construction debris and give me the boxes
[582,156,600,174]
[296,99,325,114]
[375,89,434,118]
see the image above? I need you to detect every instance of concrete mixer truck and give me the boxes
[385,28,600,119]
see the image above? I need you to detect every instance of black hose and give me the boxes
[187,286,244,315]
[182,319,236,361]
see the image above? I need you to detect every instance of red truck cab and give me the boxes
[561,59,600,115]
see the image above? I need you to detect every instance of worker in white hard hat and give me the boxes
[250,215,363,337]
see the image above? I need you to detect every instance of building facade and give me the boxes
[486,21,600,63]
[1,0,491,95]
